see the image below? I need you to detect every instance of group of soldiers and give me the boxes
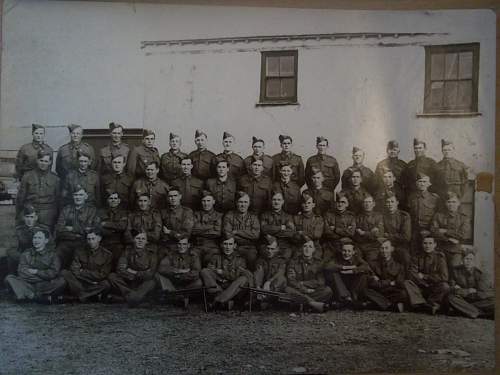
[3,122,494,318]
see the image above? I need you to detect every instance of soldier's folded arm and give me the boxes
[36,256,61,281]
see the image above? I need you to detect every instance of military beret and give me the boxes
[223,131,233,140]
[37,149,52,159]
[235,191,249,200]
[109,122,123,131]
[387,140,399,149]
[77,150,92,160]
[32,123,45,132]
[195,129,207,138]
[316,136,328,145]
[278,161,292,169]
[85,226,102,236]
[416,172,429,181]
[263,234,278,246]
[67,124,82,133]
[413,138,426,147]
[441,139,453,147]
[72,184,87,194]
[445,191,459,201]
[142,129,155,138]
[340,237,354,245]
[310,166,322,175]
[252,136,264,145]
[201,189,214,199]
[279,134,292,143]
[23,204,37,215]
[352,146,362,154]
[33,228,50,239]
[170,132,180,140]
[130,228,146,239]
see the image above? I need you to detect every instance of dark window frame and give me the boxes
[423,43,480,114]
[259,50,298,105]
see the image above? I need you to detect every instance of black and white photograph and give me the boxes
[0,1,497,374]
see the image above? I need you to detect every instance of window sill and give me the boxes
[256,101,300,107]
[416,112,482,118]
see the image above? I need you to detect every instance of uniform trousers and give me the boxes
[5,274,66,300]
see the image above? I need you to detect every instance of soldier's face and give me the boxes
[222,137,234,151]
[281,139,292,152]
[236,196,250,213]
[143,135,155,148]
[311,172,324,188]
[387,146,400,158]
[176,238,190,254]
[251,160,264,176]
[342,245,355,260]
[463,253,475,270]
[351,172,362,187]
[414,143,426,157]
[86,233,101,249]
[265,241,279,258]
[382,172,394,187]
[37,156,52,172]
[422,238,436,253]
[380,241,393,260]
[363,197,375,212]
[70,127,83,143]
[416,178,430,191]
[107,193,121,208]
[201,196,215,211]
[280,166,292,179]
[271,193,284,211]
[336,198,349,212]
[352,151,364,164]
[170,137,181,151]
[385,196,398,212]
[137,196,150,210]
[445,197,460,212]
[301,197,315,213]
[32,231,49,251]
[110,127,123,143]
[181,159,193,175]
[252,141,264,155]
[73,190,88,206]
[145,164,159,180]
[168,191,182,207]
[195,135,207,150]
[78,156,90,171]
[32,128,45,143]
[442,144,454,158]
[23,213,38,227]
[316,140,328,154]
[216,162,229,177]
[302,241,315,258]
[134,233,147,249]
[222,238,236,256]
[111,157,125,173]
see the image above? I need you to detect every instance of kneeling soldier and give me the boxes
[109,230,158,307]
[61,227,113,302]
[5,229,65,302]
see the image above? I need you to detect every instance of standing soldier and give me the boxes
[125,193,162,247]
[172,157,204,210]
[293,192,325,260]
[126,129,160,179]
[98,122,130,175]
[354,195,384,268]
[100,155,133,209]
[160,133,188,184]
[99,191,128,266]
[272,161,301,215]
[374,140,407,193]
[62,150,101,207]
[130,161,170,210]
[189,129,215,181]
[211,132,244,180]
[15,124,54,180]
[56,124,96,180]
[303,168,334,215]
[205,159,236,213]
[238,156,272,214]
[373,167,405,212]
[272,135,305,187]
[340,169,370,215]
[243,137,273,178]
[16,149,60,229]
[436,139,469,199]
[341,147,376,194]
[402,138,439,195]
[305,136,340,191]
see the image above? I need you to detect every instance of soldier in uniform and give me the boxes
[342,146,377,194]
[293,192,325,260]
[305,136,340,191]
[16,149,60,229]
[172,157,204,210]
[285,237,333,313]
[188,129,215,181]
[159,186,194,258]
[238,156,272,213]
[99,191,128,265]
[447,250,494,319]
[15,123,54,180]
[130,161,170,210]
[272,135,305,187]
[272,161,301,215]
[200,235,252,309]
[303,167,334,215]
[436,139,469,199]
[374,140,407,193]
[109,230,158,307]
[430,191,470,270]
[222,191,260,270]
[354,195,384,268]
[160,133,188,184]
[254,235,288,294]
[98,122,130,175]
[125,193,162,247]
[401,138,439,195]
[373,167,405,212]
[340,169,370,215]
[205,159,236,213]
[100,154,134,209]
[61,227,113,302]
[56,124,96,180]
[126,129,160,179]
[55,185,100,269]
[62,150,101,207]
[5,228,66,303]
[404,235,450,314]
[191,190,223,265]
[243,137,273,177]
[260,191,296,260]
[211,132,245,180]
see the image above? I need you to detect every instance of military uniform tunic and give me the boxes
[191,209,222,264]
[99,206,128,262]
[98,143,130,175]
[15,142,54,179]
[160,206,194,256]
[374,157,407,190]
[402,156,439,194]
[238,174,273,213]
[285,256,333,303]
[272,152,305,187]
[125,209,162,245]
[430,211,470,268]
[436,157,468,198]
[365,257,408,310]
[56,141,96,180]
[254,255,288,290]
[155,252,202,291]
[383,210,412,269]
[305,154,340,191]
[322,210,356,260]
[223,210,260,268]
[354,211,384,264]
[101,172,134,209]
[341,165,376,194]
[172,175,204,210]
[373,185,405,212]
[211,152,245,180]
[160,150,188,183]
[126,145,160,179]
[324,254,371,302]
[130,178,170,210]
[7,223,51,274]
[271,180,301,215]
[340,187,370,215]
[205,177,237,213]
[189,149,216,180]
[260,210,295,259]
[408,190,440,246]
[62,169,101,207]
[303,187,334,215]
[243,154,274,178]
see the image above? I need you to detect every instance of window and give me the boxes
[424,43,479,114]
[259,50,298,104]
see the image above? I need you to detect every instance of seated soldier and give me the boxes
[61,227,113,302]
[324,237,370,308]
[155,237,203,302]
[272,161,301,215]
[5,228,65,303]
[303,167,334,215]
[260,191,295,260]
[62,150,101,207]
[340,169,370,215]
[125,193,162,248]
[222,191,260,270]
[205,158,236,213]
[238,155,272,214]
[55,185,100,269]
[447,250,494,319]
[100,154,133,209]
[191,190,222,266]
[130,161,170,210]
[293,192,325,260]
[8,205,50,274]
[285,237,333,313]
[99,191,128,266]
[404,235,450,315]
[364,238,408,312]
[354,195,384,268]
[200,235,252,310]
[109,230,158,307]
[172,157,204,210]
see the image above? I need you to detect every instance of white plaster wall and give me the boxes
[0,1,496,277]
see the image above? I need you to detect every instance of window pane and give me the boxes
[443,81,458,108]
[430,81,444,108]
[459,52,473,79]
[457,80,472,109]
[281,78,296,98]
[430,53,445,80]
[266,78,281,98]
[266,57,280,77]
[444,53,458,80]
[280,56,295,77]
